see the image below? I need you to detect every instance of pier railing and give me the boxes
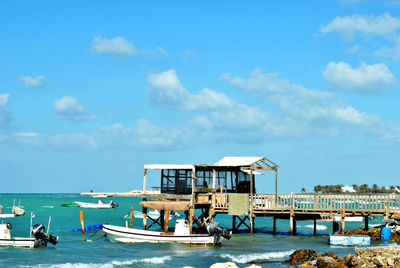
[214,193,400,214]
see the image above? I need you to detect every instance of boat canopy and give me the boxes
[140,200,190,211]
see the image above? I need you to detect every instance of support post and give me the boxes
[142,207,148,230]
[130,207,134,228]
[313,218,317,235]
[274,170,278,209]
[143,169,147,193]
[232,216,236,233]
[340,214,345,234]
[364,215,369,231]
[290,213,296,235]
[80,210,85,235]
[212,169,216,189]
[273,216,276,234]
[164,210,169,232]
[249,168,254,234]
[189,208,194,234]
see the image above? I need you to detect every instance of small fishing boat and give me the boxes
[0,201,25,218]
[129,210,179,220]
[0,213,58,248]
[329,234,371,246]
[74,200,119,209]
[61,203,79,207]
[103,219,231,246]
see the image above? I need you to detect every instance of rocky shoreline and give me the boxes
[285,246,400,267]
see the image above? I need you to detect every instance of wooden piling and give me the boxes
[142,207,148,230]
[313,218,317,235]
[232,216,236,233]
[80,210,85,235]
[189,208,194,234]
[130,207,133,228]
[273,216,276,234]
[250,216,254,234]
[164,210,169,232]
[364,215,369,231]
[290,213,296,235]
[340,214,345,234]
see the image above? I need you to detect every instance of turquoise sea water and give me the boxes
[0,194,395,267]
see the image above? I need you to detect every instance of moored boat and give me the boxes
[0,213,58,248]
[102,219,231,246]
[74,200,118,209]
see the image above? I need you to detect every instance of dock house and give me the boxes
[82,155,400,235]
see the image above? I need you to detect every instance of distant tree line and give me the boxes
[310,184,400,194]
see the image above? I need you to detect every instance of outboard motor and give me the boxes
[206,221,232,240]
[110,201,119,208]
[31,224,58,246]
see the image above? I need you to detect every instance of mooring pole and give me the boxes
[164,210,169,232]
[364,215,369,231]
[313,218,317,235]
[80,210,85,235]
[130,207,134,228]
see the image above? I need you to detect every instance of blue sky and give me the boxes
[1,1,400,193]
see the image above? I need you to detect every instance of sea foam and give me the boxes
[21,256,172,268]
[220,250,294,263]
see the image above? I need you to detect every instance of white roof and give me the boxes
[144,164,194,170]
[214,156,265,167]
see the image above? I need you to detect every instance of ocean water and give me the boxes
[0,194,394,267]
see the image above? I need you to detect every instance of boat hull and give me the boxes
[73,202,113,209]
[102,224,220,246]
[329,234,371,246]
[0,237,39,248]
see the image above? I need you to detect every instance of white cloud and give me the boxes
[0,94,12,128]
[375,35,400,60]
[18,75,46,87]
[53,96,96,121]
[91,36,137,57]
[323,62,396,94]
[220,68,290,94]
[320,13,400,40]
[147,69,235,111]
[141,46,167,58]
[182,50,196,61]
[270,86,381,128]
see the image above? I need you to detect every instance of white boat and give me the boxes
[0,202,25,218]
[102,219,231,246]
[329,234,371,246]
[74,200,118,209]
[0,213,58,248]
[130,210,179,220]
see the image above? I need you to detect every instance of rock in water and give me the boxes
[316,256,338,268]
[209,262,238,268]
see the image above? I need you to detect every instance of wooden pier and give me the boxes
[82,156,400,235]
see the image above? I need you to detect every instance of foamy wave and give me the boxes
[41,205,54,208]
[21,256,172,268]
[303,224,327,230]
[220,250,294,263]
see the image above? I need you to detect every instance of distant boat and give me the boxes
[130,210,179,220]
[0,201,25,218]
[74,200,119,209]
[102,219,231,246]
